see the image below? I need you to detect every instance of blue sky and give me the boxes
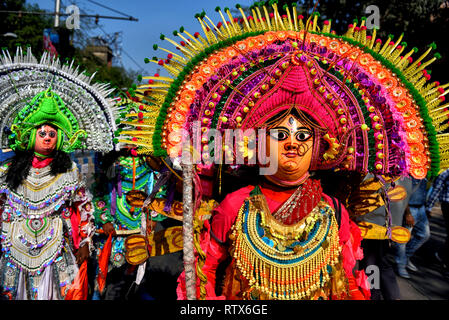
[30,0,254,77]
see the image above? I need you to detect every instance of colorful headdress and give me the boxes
[0,47,121,153]
[117,2,449,179]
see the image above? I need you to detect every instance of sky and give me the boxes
[30,0,255,77]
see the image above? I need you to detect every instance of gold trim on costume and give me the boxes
[230,196,348,300]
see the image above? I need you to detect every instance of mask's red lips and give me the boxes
[283,152,299,158]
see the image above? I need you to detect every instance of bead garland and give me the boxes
[230,196,344,300]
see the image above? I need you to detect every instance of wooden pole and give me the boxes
[181,160,196,300]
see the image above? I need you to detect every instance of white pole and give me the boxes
[54,0,61,27]
[182,162,196,300]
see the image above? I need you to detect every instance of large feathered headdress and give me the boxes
[117,2,449,180]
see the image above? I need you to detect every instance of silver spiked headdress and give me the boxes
[0,47,122,153]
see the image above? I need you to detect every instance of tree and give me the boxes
[0,0,52,54]
[0,0,136,91]
[305,0,448,79]
[250,0,448,80]
[72,48,138,91]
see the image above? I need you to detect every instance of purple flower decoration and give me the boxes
[96,200,106,209]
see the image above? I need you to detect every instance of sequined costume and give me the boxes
[0,160,94,299]
[0,48,120,299]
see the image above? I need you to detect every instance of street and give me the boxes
[395,205,449,300]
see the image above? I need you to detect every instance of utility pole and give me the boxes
[54,0,61,27]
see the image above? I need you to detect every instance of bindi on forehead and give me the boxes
[287,116,299,131]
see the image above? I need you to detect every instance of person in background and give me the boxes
[395,178,430,279]
[426,169,449,278]
[351,175,413,300]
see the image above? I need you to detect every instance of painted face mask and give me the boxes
[34,124,58,157]
[266,115,314,187]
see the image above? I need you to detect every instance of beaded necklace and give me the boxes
[229,186,348,300]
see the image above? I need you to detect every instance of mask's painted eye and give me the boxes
[48,131,57,138]
[269,129,290,141]
[38,131,47,138]
[295,130,313,142]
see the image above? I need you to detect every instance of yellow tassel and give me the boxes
[298,13,305,30]
[249,16,257,31]
[197,34,211,46]
[305,15,313,32]
[255,6,267,30]
[156,47,187,64]
[322,20,331,34]
[183,30,208,50]
[217,9,233,38]
[359,28,367,46]
[164,63,184,76]
[139,83,170,89]
[204,14,225,39]
[261,5,272,30]
[353,29,360,42]
[395,48,416,69]
[121,130,155,136]
[272,3,285,31]
[378,36,393,56]
[438,132,449,139]
[404,46,434,76]
[431,109,449,121]
[373,41,381,53]
[425,83,449,100]
[385,34,403,57]
[120,121,155,128]
[390,46,406,64]
[251,9,262,31]
[410,57,438,79]
[200,18,219,43]
[135,88,168,96]
[415,77,428,91]
[368,28,377,49]
[420,82,438,97]
[225,8,239,35]
[117,139,152,148]
[409,72,424,85]
[344,23,355,38]
[142,76,174,82]
[428,92,447,109]
[284,5,293,30]
[175,32,201,53]
[196,17,213,45]
[162,36,194,58]
[237,6,252,32]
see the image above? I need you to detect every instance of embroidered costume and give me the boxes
[115,2,448,300]
[0,160,93,299]
[0,48,120,299]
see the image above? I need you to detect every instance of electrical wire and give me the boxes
[86,0,135,19]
